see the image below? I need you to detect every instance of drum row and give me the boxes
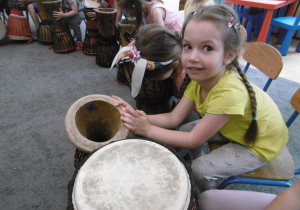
[2,1,139,67]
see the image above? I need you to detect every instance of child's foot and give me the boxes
[76,42,83,51]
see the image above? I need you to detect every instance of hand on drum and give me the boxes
[113,95,150,137]
[87,12,97,20]
[53,9,65,20]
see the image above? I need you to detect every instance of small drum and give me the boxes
[118,58,174,114]
[0,20,6,41]
[94,7,117,39]
[65,94,129,154]
[42,0,75,53]
[72,139,198,210]
[7,0,32,41]
[94,8,119,67]
[36,0,54,44]
[118,19,140,47]
[96,38,120,67]
[82,7,100,55]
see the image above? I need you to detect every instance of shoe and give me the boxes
[76,42,83,51]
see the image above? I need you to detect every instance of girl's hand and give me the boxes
[112,95,150,136]
[53,9,64,20]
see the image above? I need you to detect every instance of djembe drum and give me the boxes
[36,0,54,44]
[82,7,100,55]
[94,8,119,67]
[118,58,174,114]
[65,94,129,164]
[7,0,32,41]
[71,139,199,210]
[118,19,139,47]
[42,0,75,53]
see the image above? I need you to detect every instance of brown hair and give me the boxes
[180,5,258,145]
[134,24,182,79]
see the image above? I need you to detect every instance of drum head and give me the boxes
[0,20,7,40]
[72,139,191,210]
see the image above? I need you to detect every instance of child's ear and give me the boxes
[224,49,238,65]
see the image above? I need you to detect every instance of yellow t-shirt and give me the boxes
[184,70,288,162]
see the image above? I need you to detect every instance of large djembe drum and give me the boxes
[118,58,174,114]
[82,7,100,55]
[71,139,199,210]
[65,94,129,163]
[94,8,119,67]
[118,19,139,47]
[7,0,32,41]
[36,0,54,44]
[42,0,75,53]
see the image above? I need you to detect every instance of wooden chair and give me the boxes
[210,88,300,189]
[266,12,300,56]
[242,42,283,92]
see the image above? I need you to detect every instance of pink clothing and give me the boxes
[144,3,183,31]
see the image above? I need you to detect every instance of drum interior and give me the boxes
[75,100,121,142]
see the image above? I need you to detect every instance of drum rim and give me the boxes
[94,7,117,14]
[65,94,129,153]
[72,139,193,210]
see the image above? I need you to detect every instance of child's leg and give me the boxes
[191,142,267,192]
[27,3,40,30]
[70,13,85,43]
[179,120,229,160]
[198,189,276,210]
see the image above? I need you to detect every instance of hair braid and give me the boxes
[235,62,258,145]
[178,73,191,99]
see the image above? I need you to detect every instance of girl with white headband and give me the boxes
[111,24,183,114]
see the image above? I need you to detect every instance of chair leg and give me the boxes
[246,19,254,42]
[278,29,288,45]
[296,41,300,52]
[266,25,273,43]
[279,30,294,56]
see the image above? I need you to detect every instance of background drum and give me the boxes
[94,8,119,67]
[7,0,32,41]
[65,94,129,154]
[82,7,100,55]
[118,19,139,47]
[36,0,54,44]
[42,0,75,53]
[72,139,198,210]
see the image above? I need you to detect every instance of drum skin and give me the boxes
[72,139,192,210]
[65,94,129,153]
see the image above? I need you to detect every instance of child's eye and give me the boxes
[183,44,192,50]
[203,46,212,51]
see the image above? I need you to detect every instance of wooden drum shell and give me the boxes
[65,94,129,153]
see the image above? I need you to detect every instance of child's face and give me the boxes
[181,20,231,85]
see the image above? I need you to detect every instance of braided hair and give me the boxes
[180,5,258,145]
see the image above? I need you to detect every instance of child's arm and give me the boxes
[113,95,230,149]
[151,7,165,26]
[264,179,300,210]
[53,2,78,20]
